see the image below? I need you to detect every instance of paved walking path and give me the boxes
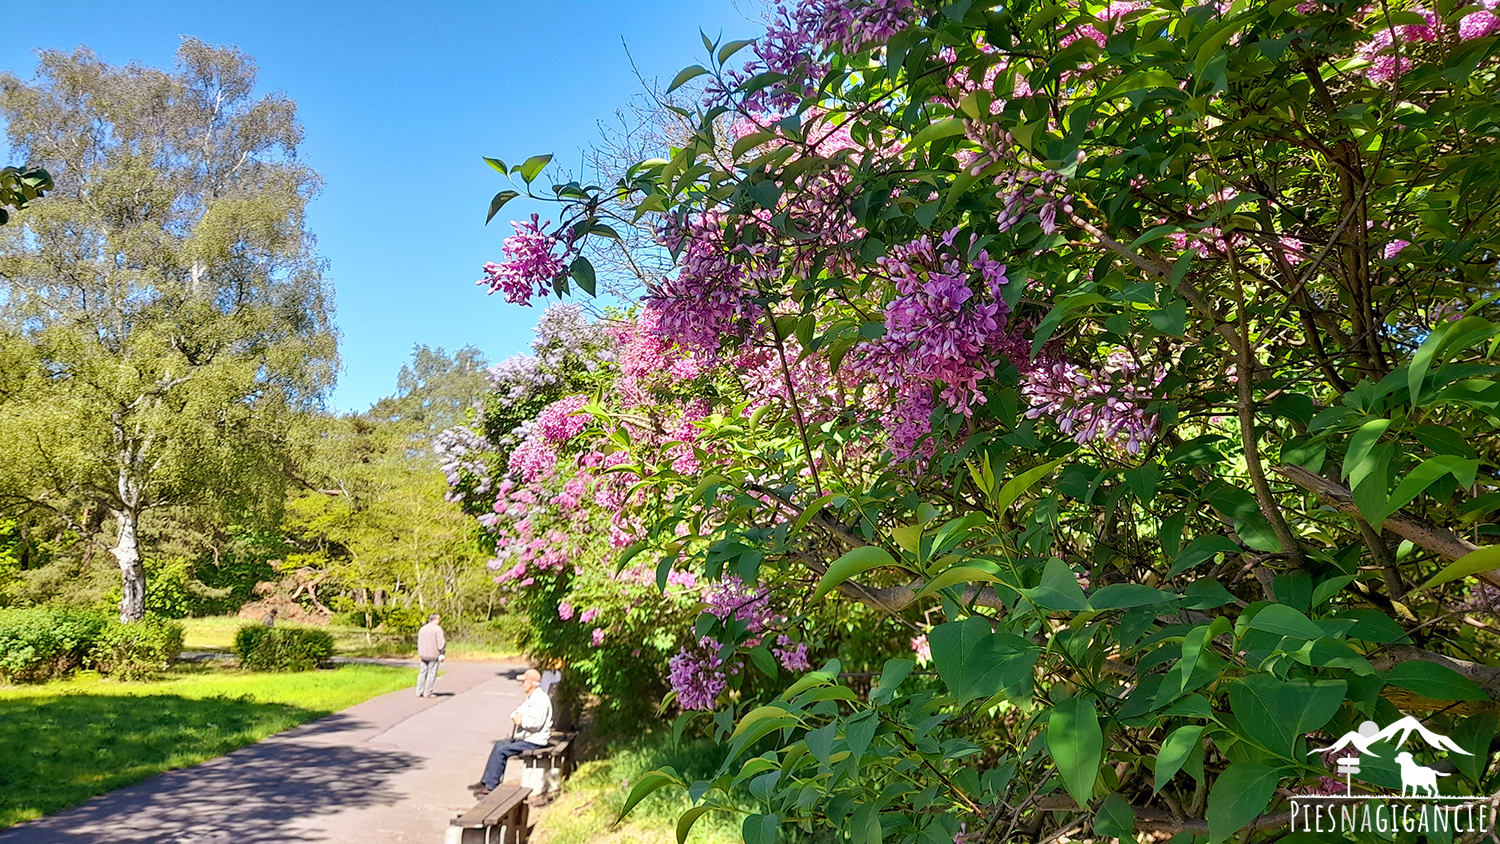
[0,660,528,844]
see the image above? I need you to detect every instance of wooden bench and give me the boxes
[446,784,530,844]
[514,730,577,798]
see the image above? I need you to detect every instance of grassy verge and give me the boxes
[179,615,520,661]
[533,732,741,844]
[0,661,411,828]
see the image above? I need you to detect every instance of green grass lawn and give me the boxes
[179,615,519,661]
[533,732,743,844]
[0,662,412,829]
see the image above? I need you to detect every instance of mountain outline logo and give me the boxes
[1309,715,1474,797]
[1292,713,1493,836]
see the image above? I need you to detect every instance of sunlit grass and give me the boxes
[0,662,411,828]
[179,615,520,661]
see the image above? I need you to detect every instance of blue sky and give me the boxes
[1,0,755,412]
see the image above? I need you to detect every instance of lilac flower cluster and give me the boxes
[535,394,591,442]
[648,214,764,356]
[1020,350,1162,455]
[1358,6,1439,83]
[669,643,728,710]
[476,214,570,305]
[851,229,1016,461]
[963,122,1078,236]
[772,634,812,671]
[434,426,492,504]
[714,0,916,112]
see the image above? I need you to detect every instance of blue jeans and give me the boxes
[481,739,539,789]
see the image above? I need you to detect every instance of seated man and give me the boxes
[470,668,553,797]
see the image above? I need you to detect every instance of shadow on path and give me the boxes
[0,706,418,843]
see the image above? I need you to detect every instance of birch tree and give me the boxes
[0,41,335,621]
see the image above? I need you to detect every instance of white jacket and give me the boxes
[512,688,553,745]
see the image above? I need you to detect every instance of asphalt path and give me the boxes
[0,660,529,843]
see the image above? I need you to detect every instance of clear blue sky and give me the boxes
[1,0,756,412]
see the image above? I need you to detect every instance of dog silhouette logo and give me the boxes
[1394,751,1450,797]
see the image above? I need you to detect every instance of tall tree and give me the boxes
[0,41,336,621]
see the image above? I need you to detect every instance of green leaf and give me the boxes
[811,546,901,602]
[1022,558,1090,611]
[678,805,716,844]
[1243,604,1325,640]
[743,813,778,844]
[1205,762,1281,844]
[1095,792,1135,840]
[1047,695,1103,808]
[912,565,1001,601]
[1342,418,1392,485]
[482,156,508,174]
[1376,456,1479,527]
[1155,725,1206,793]
[1414,544,1500,593]
[1228,676,1345,759]
[668,65,710,93]
[569,255,597,296]
[518,154,553,184]
[993,458,1068,513]
[928,617,1040,705]
[1385,661,1487,701]
[1146,299,1187,337]
[615,768,683,823]
[1167,536,1240,578]
[485,190,520,224]
[717,39,754,65]
[903,117,966,152]
[1089,583,1174,610]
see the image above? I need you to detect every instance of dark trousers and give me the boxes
[481,739,538,789]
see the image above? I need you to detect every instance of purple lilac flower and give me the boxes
[1383,239,1411,260]
[476,214,569,305]
[772,635,811,671]
[669,642,729,710]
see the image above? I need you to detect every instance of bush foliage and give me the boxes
[0,608,184,682]
[232,625,336,672]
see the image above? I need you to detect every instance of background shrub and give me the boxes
[233,624,335,671]
[379,606,425,636]
[88,617,185,680]
[0,607,109,683]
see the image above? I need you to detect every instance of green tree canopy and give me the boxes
[0,41,336,622]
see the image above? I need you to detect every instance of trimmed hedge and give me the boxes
[89,617,185,680]
[233,625,335,671]
[0,608,184,682]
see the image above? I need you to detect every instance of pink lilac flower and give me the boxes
[648,213,764,356]
[772,635,812,671]
[911,634,932,664]
[1383,239,1411,259]
[666,570,699,589]
[1460,7,1500,39]
[558,602,575,621]
[580,608,599,624]
[1020,351,1162,455]
[476,214,569,305]
[704,576,774,631]
[536,395,591,442]
[1358,7,1439,84]
[591,628,606,647]
[669,643,728,710]
[850,229,1015,462]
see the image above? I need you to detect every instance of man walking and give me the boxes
[416,613,445,698]
[470,668,552,797]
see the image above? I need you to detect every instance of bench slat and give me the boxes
[452,784,529,827]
